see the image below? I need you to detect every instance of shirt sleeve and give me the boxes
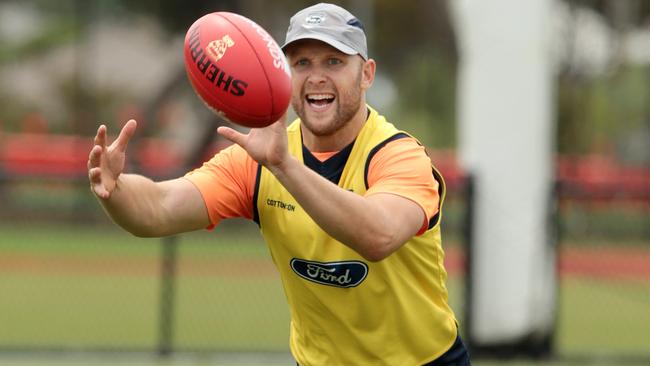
[184,143,257,229]
[364,137,440,235]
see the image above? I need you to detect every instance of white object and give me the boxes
[452,0,557,346]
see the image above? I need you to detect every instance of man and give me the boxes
[88,3,469,365]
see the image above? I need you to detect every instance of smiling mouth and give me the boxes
[306,94,335,109]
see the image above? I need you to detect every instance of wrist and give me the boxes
[267,155,296,179]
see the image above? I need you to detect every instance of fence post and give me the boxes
[462,174,474,348]
[158,235,178,356]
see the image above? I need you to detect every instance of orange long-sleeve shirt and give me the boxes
[185,137,440,233]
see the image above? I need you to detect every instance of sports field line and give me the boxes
[559,247,650,280]
[0,351,295,366]
[0,256,278,278]
[1,246,649,280]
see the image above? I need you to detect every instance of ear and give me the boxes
[360,58,376,90]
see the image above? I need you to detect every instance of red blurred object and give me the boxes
[0,133,182,179]
[1,132,648,204]
[557,154,650,203]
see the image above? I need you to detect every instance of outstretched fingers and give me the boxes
[87,144,102,169]
[114,119,137,152]
[88,167,109,199]
[87,144,107,199]
[217,126,247,147]
[94,124,107,149]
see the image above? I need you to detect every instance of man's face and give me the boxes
[286,39,373,138]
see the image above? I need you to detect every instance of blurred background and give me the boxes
[0,0,648,365]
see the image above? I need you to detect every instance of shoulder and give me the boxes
[365,135,435,189]
[185,143,258,183]
[370,135,428,167]
[204,143,254,168]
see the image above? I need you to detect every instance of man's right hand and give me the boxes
[87,119,137,200]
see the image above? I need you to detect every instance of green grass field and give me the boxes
[1,220,649,366]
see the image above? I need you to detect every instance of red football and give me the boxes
[184,12,291,128]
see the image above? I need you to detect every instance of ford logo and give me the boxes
[290,258,368,288]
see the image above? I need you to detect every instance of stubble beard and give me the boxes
[291,73,363,138]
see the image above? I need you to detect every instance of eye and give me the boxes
[327,58,342,66]
[295,58,310,67]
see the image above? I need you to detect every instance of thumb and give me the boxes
[115,119,137,152]
[217,126,247,147]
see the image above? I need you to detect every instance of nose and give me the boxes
[305,68,327,85]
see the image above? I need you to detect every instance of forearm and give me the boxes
[96,173,169,237]
[269,157,414,261]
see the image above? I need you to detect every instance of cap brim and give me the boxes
[282,34,359,56]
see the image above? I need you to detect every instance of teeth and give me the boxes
[307,94,334,100]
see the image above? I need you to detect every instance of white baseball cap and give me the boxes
[282,3,368,60]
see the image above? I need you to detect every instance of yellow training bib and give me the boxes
[255,106,457,365]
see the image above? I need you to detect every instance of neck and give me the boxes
[301,104,368,152]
